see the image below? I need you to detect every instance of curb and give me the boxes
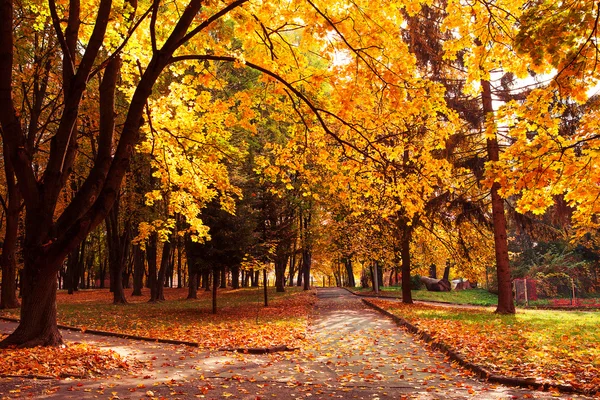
[0,317,296,355]
[361,299,595,396]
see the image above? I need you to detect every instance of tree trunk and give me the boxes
[187,271,198,299]
[66,245,81,294]
[177,237,183,288]
[296,262,303,287]
[203,269,211,291]
[263,269,268,307]
[429,264,437,279]
[132,245,144,296]
[220,267,227,289]
[147,233,158,301]
[482,78,515,315]
[0,255,62,347]
[275,258,286,292]
[212,268,219,314]
[344,258,355,287]
[302,248,311,291]
[231,265,240,289]
[155,239,171,301]
[0,160,21,309]
[288,243,296,286]
[400,226,413,304]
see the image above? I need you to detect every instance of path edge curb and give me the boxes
[0,316,295,355]
[361,298,595,396]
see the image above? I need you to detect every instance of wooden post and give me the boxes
[524,278,528,306]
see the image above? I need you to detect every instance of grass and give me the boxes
[370,298,600,392]
[0,287,315,350]
[350,286,499,306]
[411,288,498,306]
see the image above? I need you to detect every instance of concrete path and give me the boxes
[0,288,589,399]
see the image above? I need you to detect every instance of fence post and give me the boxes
[524,278,528,306]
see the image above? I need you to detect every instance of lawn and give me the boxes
[0,287,314,350]
[351,287,499,306]
[369,298,600,393]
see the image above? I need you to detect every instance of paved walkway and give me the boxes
[0,288,588,399]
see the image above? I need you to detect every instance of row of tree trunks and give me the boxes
[65,242,86,294]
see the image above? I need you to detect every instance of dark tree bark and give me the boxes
[482,78,515,315]
[231,265,240,289]
[187,270,198,299]
[66,242,85,294]
[400,223,414,304]
[420,276,451,292]
[152,238,172,302]
[177,235,183,288]
[288,243,296,286]
[0,142,21,309]
[302,249,311,291]
[344,258,355,288]
[98,258,107,289]
[105,195,130,304]
[299,207,312,290]
[429,264,437,279]
[263,269,268,306]
[212,267,219,314]
[132,245,144,296]
[220,267,227,289]
[203,269,211,291]
[275,258,287,292]
[147,233,158,301]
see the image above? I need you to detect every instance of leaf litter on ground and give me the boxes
[370,298,600,393]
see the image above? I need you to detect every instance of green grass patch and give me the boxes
[411,288,498,306]
[350,286,499,306]
[370,298,600,392]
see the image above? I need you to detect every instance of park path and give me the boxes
[0,288,588,399]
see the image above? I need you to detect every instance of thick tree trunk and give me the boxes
[177,238,183,288]
[231,265,240,289]
[275,258,286,292]
[203,269,211,291]
[0,163,21,309]
[0,257,62,347]
[106,199,129,304]
[155,240,171,301]
[429,264,437,279]
[302,249,311,291]
[147,233,158,301]
[400,227,413,304]
[212,268,219,314]
[132,246,144,296]
[344,258,355,288]
[420,276,451,292]
[220,267,227,289]
[187,271,198,299]
[296,264,303,287]
[482,79,515,315]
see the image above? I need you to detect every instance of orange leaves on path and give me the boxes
[0,337,129,379]
[371,299,600,393]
